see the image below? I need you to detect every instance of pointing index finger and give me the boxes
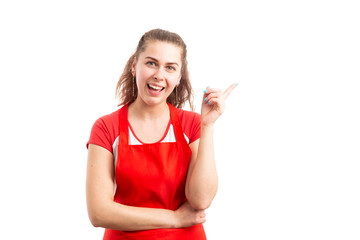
[223,83,238,99]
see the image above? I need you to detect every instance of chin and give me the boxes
[140,96,167,107]
[136,89,172,107]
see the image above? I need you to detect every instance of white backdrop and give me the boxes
[0,0,359,239]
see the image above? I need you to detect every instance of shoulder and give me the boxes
[176,108,201,124]
[91,107,122,135]
[95,108,121,127]
[87,107,123,152]
[175,108,201,144]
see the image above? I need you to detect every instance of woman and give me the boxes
[86,29,236,239]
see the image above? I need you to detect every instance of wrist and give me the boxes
[170,210,180,228]
[201,122,214,130]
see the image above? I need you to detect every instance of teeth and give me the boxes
[149,84,163,90]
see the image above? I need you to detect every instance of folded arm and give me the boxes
[86,144,205,231]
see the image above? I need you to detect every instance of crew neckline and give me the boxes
[127,119,171,145]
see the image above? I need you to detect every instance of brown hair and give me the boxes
[115,29,194,110]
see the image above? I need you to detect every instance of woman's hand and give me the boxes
[201,83,237,126]
[173,201,206,228]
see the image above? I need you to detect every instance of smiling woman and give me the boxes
[131,41,182,104]
[85,29,236,240]
[115,29,194,111]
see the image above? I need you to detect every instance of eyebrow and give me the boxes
[145,56,179,66]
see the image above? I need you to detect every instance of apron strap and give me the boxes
[168,103,188,145]
[118,103,129,145]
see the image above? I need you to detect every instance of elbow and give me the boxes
[88,211,102,228]
[88,206,107,228]
[185,188,217,210]
[188,198,213,210]
[90,219,100,228]
[193,203,211,211]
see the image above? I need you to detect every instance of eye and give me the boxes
[146,61,156,66]
[167,66,176,71]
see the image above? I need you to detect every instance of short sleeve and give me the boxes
[86,117,113,153]
[177,108,202,144]
[189,113,201,144]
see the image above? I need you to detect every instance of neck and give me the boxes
[129,98,169,120]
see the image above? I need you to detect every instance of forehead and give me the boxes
[140,40,182,63]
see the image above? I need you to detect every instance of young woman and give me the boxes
[86,29,236,240]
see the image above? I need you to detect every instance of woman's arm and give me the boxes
[86,144,205,231]
[185,83,237,210]
[185,126,217,210]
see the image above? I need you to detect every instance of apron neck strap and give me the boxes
[119,103,129,145]
[168,103,188,145]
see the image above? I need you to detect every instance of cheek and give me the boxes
[169,73,181,84]
[166,76,180,89]
[136,68,153,83]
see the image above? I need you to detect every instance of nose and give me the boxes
[153,67,165,81]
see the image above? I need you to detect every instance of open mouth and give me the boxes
[147,84,165,92]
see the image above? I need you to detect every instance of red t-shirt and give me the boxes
[87,106,201,154]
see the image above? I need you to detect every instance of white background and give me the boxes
[0,0,359,239]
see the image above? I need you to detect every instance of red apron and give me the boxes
[103,103,206,240]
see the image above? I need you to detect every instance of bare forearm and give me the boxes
[89,200,176,231]
[186,124,218,209]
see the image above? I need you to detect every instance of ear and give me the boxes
[131,58,137,76]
